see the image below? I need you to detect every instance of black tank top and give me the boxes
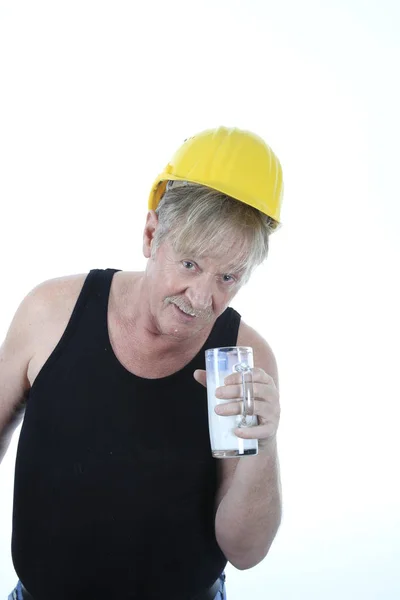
[11,269,241,600]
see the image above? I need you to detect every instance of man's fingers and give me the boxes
[224,367,275,386]
[215,400,262,416]
[193,369,207,388]
[215,382,276,401]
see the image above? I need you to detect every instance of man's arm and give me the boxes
[213,436,281,570]
[0,274,88,464]
[0,278,62,463]
[0,291,35,463]
[214,322,282,569]
[194,321,282,569]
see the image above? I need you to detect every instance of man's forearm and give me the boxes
[215,438,282,570]
[0,406,25,465]
[0,433,12,464]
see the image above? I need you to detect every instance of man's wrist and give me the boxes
[258,435,278,454]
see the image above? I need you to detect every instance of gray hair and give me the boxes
[152,182,276,283]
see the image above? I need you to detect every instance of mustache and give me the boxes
[165,296,214,322]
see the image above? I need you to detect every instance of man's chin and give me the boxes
[161,305,212,338]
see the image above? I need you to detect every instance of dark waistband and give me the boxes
[193,576,221,600]
[21,576,221,600]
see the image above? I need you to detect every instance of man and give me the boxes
[1,126,283,599]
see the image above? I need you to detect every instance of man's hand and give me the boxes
[193,367,280,449]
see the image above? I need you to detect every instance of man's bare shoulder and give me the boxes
[28,273,89,304]
[20,272,85,323]
[7,273,87,335]
[17,273,90,386]
[9,273,88,358]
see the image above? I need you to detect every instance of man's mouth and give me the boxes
[173,303,196,318]
[165,296,213,323]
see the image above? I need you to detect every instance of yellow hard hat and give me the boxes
[148,126,283,230]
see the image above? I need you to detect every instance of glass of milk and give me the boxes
[205,346,258,458]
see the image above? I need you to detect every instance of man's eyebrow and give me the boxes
[181,253,245,275]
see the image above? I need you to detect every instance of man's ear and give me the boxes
[143,210,158,258]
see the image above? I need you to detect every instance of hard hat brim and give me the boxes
[148,172,281,231]
[148,173,188,212]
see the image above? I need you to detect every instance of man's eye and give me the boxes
[183,261,195,270]
[222,274,235,283]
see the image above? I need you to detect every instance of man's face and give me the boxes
[144,236,248,340]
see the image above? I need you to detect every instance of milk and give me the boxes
[205,347,258,458]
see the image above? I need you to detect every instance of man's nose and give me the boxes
[186,276,214,311]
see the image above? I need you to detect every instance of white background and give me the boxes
[1,0,399,598]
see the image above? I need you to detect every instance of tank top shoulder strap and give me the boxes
[85,268,120,304]
[68,268,120,331]
[204,307,242,350]
[29,268,120,395]
[76,267,120,341]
